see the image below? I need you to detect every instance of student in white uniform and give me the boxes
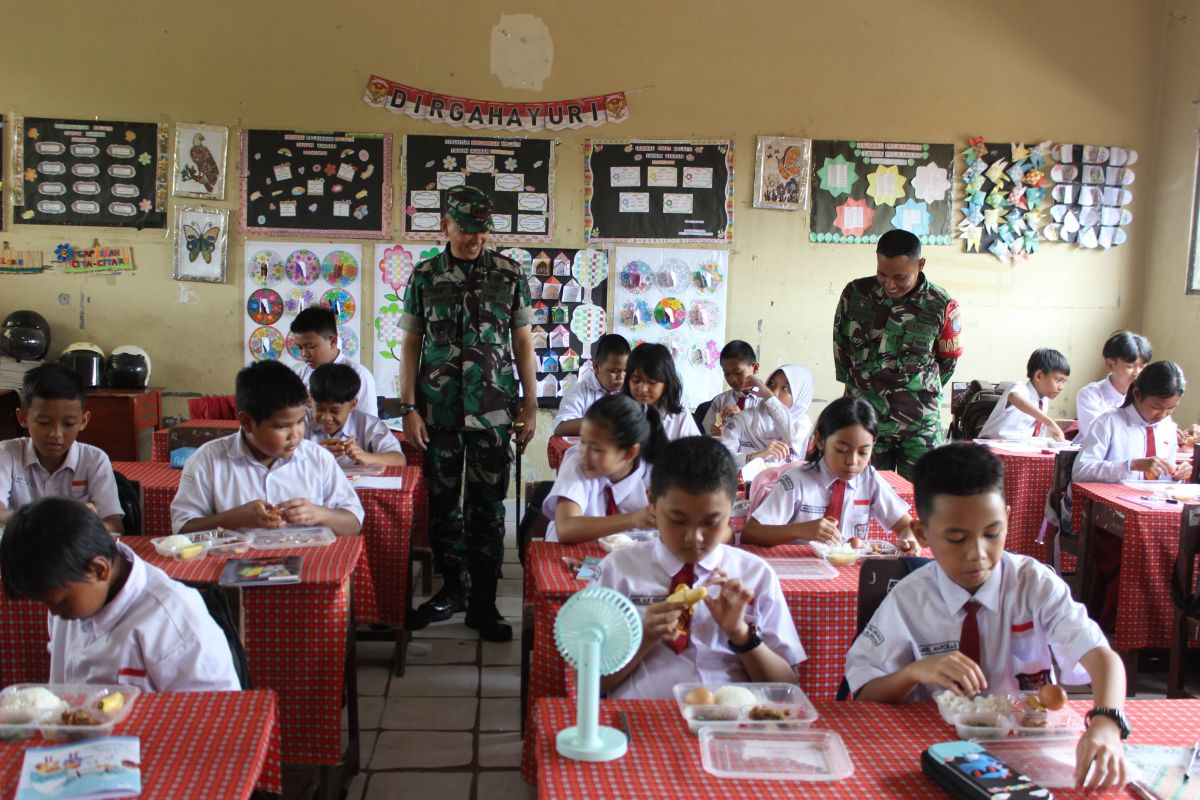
[0,365,123,533]
[978,348,1069,441]
[596,437,805,700]
[845,444,1129,791]
[1,498,241,691]
[719,364,814,465]
[307,363,405,467]
[291,306,378,418]
[1075,331,1151,440]
[552,334,630,436]
[743,397,916,549]
[543,394,664,543]
[622,343,700,440]
[700,340,764,435]
[171,360,364,536]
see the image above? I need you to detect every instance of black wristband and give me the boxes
[728,623,762,654]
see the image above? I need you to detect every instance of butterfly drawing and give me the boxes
[777,146,803,179]
[183,222,221,263]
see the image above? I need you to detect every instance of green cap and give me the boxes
[445,185,494,233]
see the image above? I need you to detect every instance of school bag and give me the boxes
[948,380,1014,440]
[113,470,142,536]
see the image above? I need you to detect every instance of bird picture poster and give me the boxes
[173,122,228,200]
[173,205,229,283]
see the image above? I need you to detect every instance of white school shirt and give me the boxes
[170,432,364,533]
[750,460,909,541]
[596,540,805,700]
[1072,403,1178,484]
[552,367,618,430]
[1075,375,1125,440]
[305,409,403,466]
[844,551,1107,698]
[978,381,1045,440]
[541,449,650,542]
[700,388,762,434]
[0,438,123,519]
[718,395,813,466]
[48,541,241,692]
[299,350,378,418]
[661,409,701,441]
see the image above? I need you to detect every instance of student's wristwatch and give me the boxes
[728,623,762,654]
[1085,707,1130,739]
[396,403,418,416]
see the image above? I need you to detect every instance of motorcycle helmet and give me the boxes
[107,345,151,389]
[1,310,51,361]
[60,342,106,388]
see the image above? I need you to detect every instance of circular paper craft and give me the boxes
[689,340,722,369]
[662,333,685,362]
[500,248,533,275]
[321,288,356,324]
[338,327,360,360]
[249,326,284,361]
[322,250,359,287]
[572,248,608,289]
[284,332,303,361]
[570,303,607,345]
[285,249,321,286]
[692,261,725,295]
[284,287,318,315]
[618,299,652,332]
[653,297,686,330]
[656,258,689,293]
[247,288,284,325]
[688,300,721,331]
[248,250,284,288]
[619,260,653,294]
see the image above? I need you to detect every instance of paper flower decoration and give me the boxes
[504,157,518,171]
[138,198,152,213]
[911,162,951,204]
[137,152,151,166]
[24,168,37,182]
[54,243,74,263]
[378,246,415,294]
[443,156,457,170]
[891,199,932,237]
[124,130,137,142]
[816,155,859,198]
[26,127,39,139]
[833,197,874,236]
[866,165,907,207]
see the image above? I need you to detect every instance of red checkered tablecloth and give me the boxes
[547,436,574,471]
[0,690,281,798]
[533,697,1200,798]
[0,536,361,766]
[151,419,240,462]
[988,447,1056,563]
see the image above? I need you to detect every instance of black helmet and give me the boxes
[1,310,51,360]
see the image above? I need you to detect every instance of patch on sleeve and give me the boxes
[777,474,794,491]
[861,623,884,646]
[937,299,963,358]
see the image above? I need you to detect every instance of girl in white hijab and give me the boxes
[719,363,814,466]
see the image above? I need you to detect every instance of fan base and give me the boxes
[555,725,628,762]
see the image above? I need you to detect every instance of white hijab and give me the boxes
[774,364,814,420]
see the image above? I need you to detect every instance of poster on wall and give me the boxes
[499,246,609,406]
[243,242,364,370]
[958,139,1054,261]
[584,140,734,243]
[753,136,811,211]
[14,116,168,228]
[174,206,229,283]
[612,246,728,409]
[1044,143,1136,250]
[401,134,554,242]
[173,122,228,200]
[809,139,954,245]
[239,129,392,239]
[372,241,443,398]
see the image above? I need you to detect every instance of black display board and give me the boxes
[239,129,393,239]
[15,117,167,228]
[401,134,554,243]
[583,140,734,243]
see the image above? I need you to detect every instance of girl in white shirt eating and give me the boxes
[622,343,700,440]
[1075,330,1150,441]
[719,364,814,465]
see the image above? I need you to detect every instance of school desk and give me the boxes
[0,536,361,791]
[985,445,1058,564]
[531,697,1200,797]
[547,435,574,470]
[0,691,283,798]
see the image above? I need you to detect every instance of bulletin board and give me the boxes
[14,116,168,228]
[809,139,954,245]
[372,242,443,398]
[239,129,392,239]
[584,140,735,243]
[401,134,554,242]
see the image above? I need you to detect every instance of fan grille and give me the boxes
[554,586,642,674]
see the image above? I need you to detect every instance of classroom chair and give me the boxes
[112,470,143,536]
[693,400,712,434]
[1168,503,1200,698]
[186,395,236,420]
[1046,449,1081,591]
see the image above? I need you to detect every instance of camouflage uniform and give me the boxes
[400,245,533,579]
[833,273,962,479]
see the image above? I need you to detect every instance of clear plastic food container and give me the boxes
[598,530,658,553]
[953,711,1012,740]
[151,530,249,560]
[699,727,855,781]
[247,526,335,549]
[933,690,1017,725]
[972,734,1082,787]
[764,558,839,580]
[673,682,818,735]
[0,684,140,742]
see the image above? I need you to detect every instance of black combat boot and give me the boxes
[464,571,512,642]
[408,570,469,630]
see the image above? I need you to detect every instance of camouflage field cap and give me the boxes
[445,185,494,233]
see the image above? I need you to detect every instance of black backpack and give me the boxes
[182,580,252,690]
[948,380,1014,440]
[113,470,142,536]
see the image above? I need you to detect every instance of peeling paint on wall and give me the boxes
[490,14,552,90]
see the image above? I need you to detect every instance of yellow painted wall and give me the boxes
[0,0,1170,481]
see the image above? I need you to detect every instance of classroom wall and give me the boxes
[0,0,1169,480]
[1141,1,1200,426]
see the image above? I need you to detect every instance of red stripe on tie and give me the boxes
[1011,621,1034,633]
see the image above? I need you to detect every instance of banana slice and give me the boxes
[667,584,707,607]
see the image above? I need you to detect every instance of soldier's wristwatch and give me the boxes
[396,403,418,416]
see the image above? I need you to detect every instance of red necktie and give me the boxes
[666,562,696,654]
[1033,399,1045,436]
[960,600,981,664]
[1146,426,1156,458]
[826,479,847,526]
[604,486,619,516]
[736,395,747,410]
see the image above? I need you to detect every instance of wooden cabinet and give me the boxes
[78,387,163,461]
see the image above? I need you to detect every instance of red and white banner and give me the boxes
[362,75,630,132]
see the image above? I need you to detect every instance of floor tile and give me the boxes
[497,578,523,597]
[478,732,522,767]
[356,639,402,664]
[357,665,390,696]
[370,731,474,769]
[365,771,473,799]
[404,638,478,665]
[412,619,477,640]
[344,772,367,800]
[481,638,522,666]
[479,698,521,732]
[496,596,523,618]
[480,665,521,697]
[388,664,479,697]
[477,770,536,800]
[380,696,478,730]
[353,696,386,730]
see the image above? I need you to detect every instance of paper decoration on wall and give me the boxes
[371,242,443,397]
[1044,143,1136,249]
[173,206,229,282]
[584,140,735,243]
[0,243,43,274]
[531,326,549,349]
[753,137,811,210]
[244,242,363,368]
[51,241,135,274]
[363,75,630,131]
[239,129,392,239]
[173,123,228,200]
[401,134,554,242]
[14,116,168,228]
[613,247,729,408]
[809,139,954,244]
[958,139,1054,261]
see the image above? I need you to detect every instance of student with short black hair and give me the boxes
[1075,331,1152,439]
[0,364,122,532]
[700,340,763,435]
[291,306,378,417]
[622,343,700,440]
[552,333,630,436]
[978,348,1070,441]
[1,497,240,691]
[308,363,405,467]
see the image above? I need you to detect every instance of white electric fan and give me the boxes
[553,586,643,761]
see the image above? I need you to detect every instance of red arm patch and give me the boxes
[937,298,963,358]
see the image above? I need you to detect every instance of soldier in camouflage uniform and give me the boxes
[833,229,962,480]
[398,186,539,642]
